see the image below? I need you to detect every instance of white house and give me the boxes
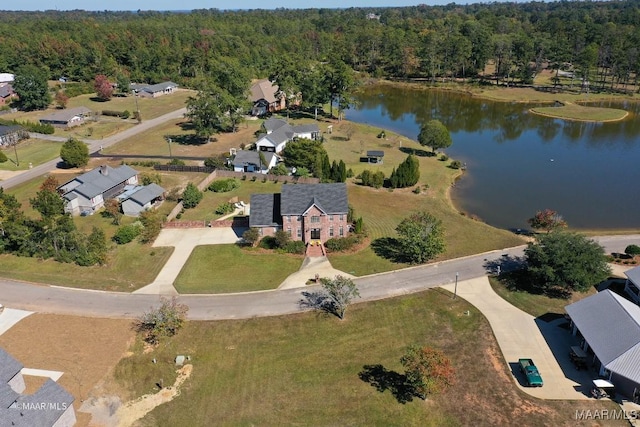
[255,118,320,153]
[39,106,92,128]
[59,165,139,215]
[232,150,278,174]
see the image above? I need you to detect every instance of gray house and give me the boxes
[1,347,76,427]
[131,81,178,98]
[565,289,640,399]
[0,125,28,147]
[118,183,166,216]
[39,107,92,128]
[624,265,640,305]
[59,165,139,215]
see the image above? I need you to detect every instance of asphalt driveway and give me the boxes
[441,277,594,400]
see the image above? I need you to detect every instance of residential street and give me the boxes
[0,235,637,320]
[0,107,187,190]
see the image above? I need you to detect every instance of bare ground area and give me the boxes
[0,314,134,427]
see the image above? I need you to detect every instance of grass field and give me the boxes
[113,290,623,427]
[174,245,303,293]
[0,138,63,171]
[530,103,628,122]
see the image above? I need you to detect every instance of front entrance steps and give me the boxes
[306,242,325,257]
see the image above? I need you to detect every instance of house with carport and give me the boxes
[131,81,178,98]
[117,183,165,217]
[1,347,76,427]
[231,150,278,174]
[255,118,320,153]
[250,183,348,244]
[565,289,640,399]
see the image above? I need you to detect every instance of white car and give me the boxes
[0,303,4,314]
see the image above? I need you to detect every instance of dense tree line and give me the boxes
[1,2,640,92]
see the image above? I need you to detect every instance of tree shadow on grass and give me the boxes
[299,291,339,319]
[358,364,416,404]
[165,134,208,146]
[487,266,572,299]
[399,147,435,157]
[371,237,407,263]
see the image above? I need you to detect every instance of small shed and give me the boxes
[362,150,384,164]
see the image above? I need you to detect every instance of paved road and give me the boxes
[1,235,637,320]
[0,107,187,190]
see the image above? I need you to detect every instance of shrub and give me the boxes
[283,240,305,254]
[113,224,142,244]
[165,187,181,202]
[241,228,260,246]
[262,176,267,183]
[169,158,185,166]
[251,176,257,182]
[133,297,188,345]
[208,178,239,193]
[121,110,130,119]
[625,245,640,256]
[450,160,462,169]
[215,202,235,215]
[64,81,93,98]
[0,151,7,163]
[259,235,277,249]
[413,186,421,194]
[325,235,362,252]
[182,183,203,209]
[140,172,162,185]
[440,154,449,161]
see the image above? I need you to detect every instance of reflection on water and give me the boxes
[349,86,640,230]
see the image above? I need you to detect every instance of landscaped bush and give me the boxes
[215,202,235,215]
[259,236,277,249]
[282,240,305,254]
[359,169,385,189]
[182,183,203,209]
[113,224,142,244]
[208,178,239,193]
[168,158,185,166]
[101,110,131,118]
[123,160,160,167]
[0,119,54,134]
[325,235,362,252]
[450,160,462,169]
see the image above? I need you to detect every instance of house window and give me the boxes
[259,228,263,236]
[339,214,344,221]
[329,214,334,221]
[311,216,320,223]
[287,227,291,236]
[287,215,291,222]
[339,225,344,236]
[329,226,334,237]
[297,216,301,222]
[297,228,301,238]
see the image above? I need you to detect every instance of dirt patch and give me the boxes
[81,364,192,427]
[0,314,134,427]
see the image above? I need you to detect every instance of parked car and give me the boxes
[569,345,588,370]
[519,358,544,387]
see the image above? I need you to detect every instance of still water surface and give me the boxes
[348,86,640,230]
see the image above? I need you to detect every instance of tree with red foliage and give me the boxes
[54,91,68,109]
[401,345,455,399]
[527,209,568,232]
[94,74,113,100]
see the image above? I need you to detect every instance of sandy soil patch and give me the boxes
[0,170,25,180]
[0,314,134,427]
[81,364,192,427]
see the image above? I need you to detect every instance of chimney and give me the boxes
[100,165,108,175]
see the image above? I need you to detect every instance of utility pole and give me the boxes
[454,272,459,300]
[166,136,172,159]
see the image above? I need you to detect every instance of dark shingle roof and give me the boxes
[565,289,640,382]
[249,193,281,227]
[280,183,348,215]
[232,151,276,170]
[0,348,23,383]
[367,150,385,157]
[291,124,319,134]
[263,118,288,133]
[0,125,23,137]
[0,84,14,98]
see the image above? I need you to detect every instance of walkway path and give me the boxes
[441,277,593,400]
[278,256,355,290]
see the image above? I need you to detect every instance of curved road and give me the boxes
[1,235,638,320]
[0,107,187,190]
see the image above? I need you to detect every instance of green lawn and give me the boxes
[174,245,303,293]
[530,103,628,122]
[115,290,623,427]
[0,244,172,292]
[0,139,63,171]
[488,274,597,318]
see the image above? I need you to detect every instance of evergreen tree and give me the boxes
[13,65,51,111]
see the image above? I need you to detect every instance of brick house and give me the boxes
[249,183,348,244]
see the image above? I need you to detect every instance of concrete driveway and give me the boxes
[134,227,245,295]
[441,277,593,400]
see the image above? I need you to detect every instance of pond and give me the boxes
[348,85,640,231]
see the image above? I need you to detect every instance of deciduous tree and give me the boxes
[60,138,89,168]
[401,345,455,399]
[13,65,51,111]
[54,91,69,109]
[524,231,611,295]
[418,120,452,153]
[134,297,189,345]
[527,209,567,232]
[94,74,113,100]
[181,182,203,209]
[396,212,445,264]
